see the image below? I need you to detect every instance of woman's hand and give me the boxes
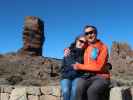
[72,62,79,70]
[64,48,70,57]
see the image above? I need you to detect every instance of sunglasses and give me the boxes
[78,40,86,44]
[85,31,95,35]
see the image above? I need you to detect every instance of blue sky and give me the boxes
[0,0,133,58]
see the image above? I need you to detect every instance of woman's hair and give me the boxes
[69,35,85,50]
[84,25,98,35]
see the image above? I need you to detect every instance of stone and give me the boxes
[9,87,27,100]
[41,86,51,95]
[28,95,39,100]
[1,93,9,100]
[109,87,131,100]
[0,85,13,93]
[3,86,14,93]
[0,86,4,92]
[41,86,61,96]
[26,87,41,96]
[51,86,61,96]
[39,95,45,100]
[43,95,58,100]
[110,87,122,100]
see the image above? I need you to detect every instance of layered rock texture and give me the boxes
[19,16,45,56]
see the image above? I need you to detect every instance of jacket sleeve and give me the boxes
[60,58,66,73]
[75,45,108,72]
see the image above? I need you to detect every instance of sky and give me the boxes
[0,0,133,59]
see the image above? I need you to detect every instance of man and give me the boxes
[66,25,110,100]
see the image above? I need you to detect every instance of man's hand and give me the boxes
[64,48,70,57]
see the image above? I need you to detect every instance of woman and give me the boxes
[72,25,110,100]
[60,35,86,100]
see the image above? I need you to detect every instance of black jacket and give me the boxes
[61,48,84,79]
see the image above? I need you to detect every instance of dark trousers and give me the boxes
[74,75,110,100]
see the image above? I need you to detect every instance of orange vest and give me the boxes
[75,40,110,79]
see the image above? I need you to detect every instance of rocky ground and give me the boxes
[0,41,133,86]
[0,53,62,86]
[110,42,133,86]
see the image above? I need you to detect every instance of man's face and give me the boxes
[84,27,97,43]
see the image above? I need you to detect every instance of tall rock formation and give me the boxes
[19,16,45,56]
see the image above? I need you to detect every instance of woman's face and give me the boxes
[75,37,86,48]
[84,27,97,43]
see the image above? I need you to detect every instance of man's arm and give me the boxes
[73,45,108,72]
